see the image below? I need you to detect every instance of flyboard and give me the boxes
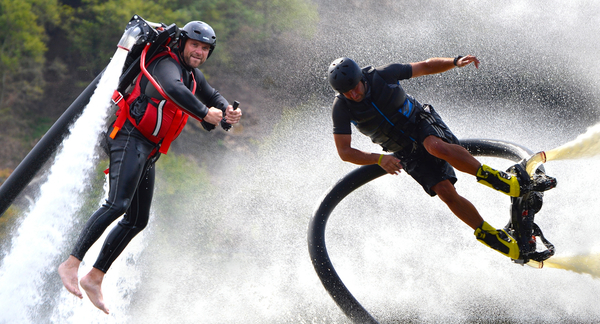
[307,138,558,324]
[0,15,224,216]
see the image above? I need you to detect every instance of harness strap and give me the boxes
[109,91,129,139]
[157,71,195,154]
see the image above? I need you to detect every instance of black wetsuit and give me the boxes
[71,49,228,272]
[331,63,460,196]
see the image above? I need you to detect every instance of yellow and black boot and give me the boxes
[474,221,520,260]
[476,164,521,197]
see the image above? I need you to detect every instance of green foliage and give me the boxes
[1,0,319,104]
[0,168,11,186]
[0,0,51,110]
[65,0,189,77]
[63,0,318,75]
[184,0,318,64]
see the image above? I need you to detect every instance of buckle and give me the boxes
[112,91,124,105]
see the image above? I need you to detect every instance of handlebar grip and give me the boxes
[221,100,240,131]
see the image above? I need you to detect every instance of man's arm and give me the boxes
[192,68,243,126]
[410,55,480,78]
[334,134,403,175]
[149,58,218,122]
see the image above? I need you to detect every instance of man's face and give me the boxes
[342,80,366,102]
[183,39,212,68]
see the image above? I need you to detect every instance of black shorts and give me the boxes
[394,105,459,197]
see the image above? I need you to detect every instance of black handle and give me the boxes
[221,100,239,131]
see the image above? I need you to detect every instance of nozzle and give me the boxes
[526,260,544,269]
[117,25,143,51]
[117,15,160,51]
[525,151,546,176]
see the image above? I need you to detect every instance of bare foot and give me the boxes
[80,268,109,314]
[58,256,83,299]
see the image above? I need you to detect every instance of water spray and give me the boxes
[544,254,600,278]
[525,123,600,175]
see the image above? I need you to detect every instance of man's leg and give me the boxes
[431,180,482,229]
[59,125,153,309]
[423,136,480,175]
[80,162,155,314]
[432,180,520,259]
[423,136,522,197]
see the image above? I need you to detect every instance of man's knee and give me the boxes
[423,136,450,157]
[432,180,458,202]
[103,198,131,217]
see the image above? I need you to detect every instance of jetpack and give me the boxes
[114,15,180,94]
[0,15,178,217]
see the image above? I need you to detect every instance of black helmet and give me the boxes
[328,57,362,93]
[180,21,217,58]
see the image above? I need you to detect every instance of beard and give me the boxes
[185,54,205,68]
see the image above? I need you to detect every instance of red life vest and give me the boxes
[109,48,196,155]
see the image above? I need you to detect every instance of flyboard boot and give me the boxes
[476,164,522,197]
[476,163,557,198]
[475,221,520,259]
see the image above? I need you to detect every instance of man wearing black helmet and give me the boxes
[58,21,242,314]
[327,56,550,261]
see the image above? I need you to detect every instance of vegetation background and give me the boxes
[0,0,319,239]
[0,0,318,169]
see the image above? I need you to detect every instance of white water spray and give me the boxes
[0,48,128,323]
[527,123,600,175]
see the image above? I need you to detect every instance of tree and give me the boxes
[0,0,47,111]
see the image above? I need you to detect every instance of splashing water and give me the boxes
[0,48,129,323]
[527,123,600,175]
[544,254,600,279]
[545,123,600,161]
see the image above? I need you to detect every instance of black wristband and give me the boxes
[453,56,463,66]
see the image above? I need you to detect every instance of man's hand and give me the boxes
[224,105,242,124]
[455,55,480,69]
[334,134,403,175]
[203,107,223,125]
[379,154,403,175]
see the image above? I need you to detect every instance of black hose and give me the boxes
[0,72,104,216]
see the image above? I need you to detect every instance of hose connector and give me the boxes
[117,15,158,51]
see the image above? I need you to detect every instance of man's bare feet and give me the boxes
[80,268,109,314]
[58,256,83,299]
